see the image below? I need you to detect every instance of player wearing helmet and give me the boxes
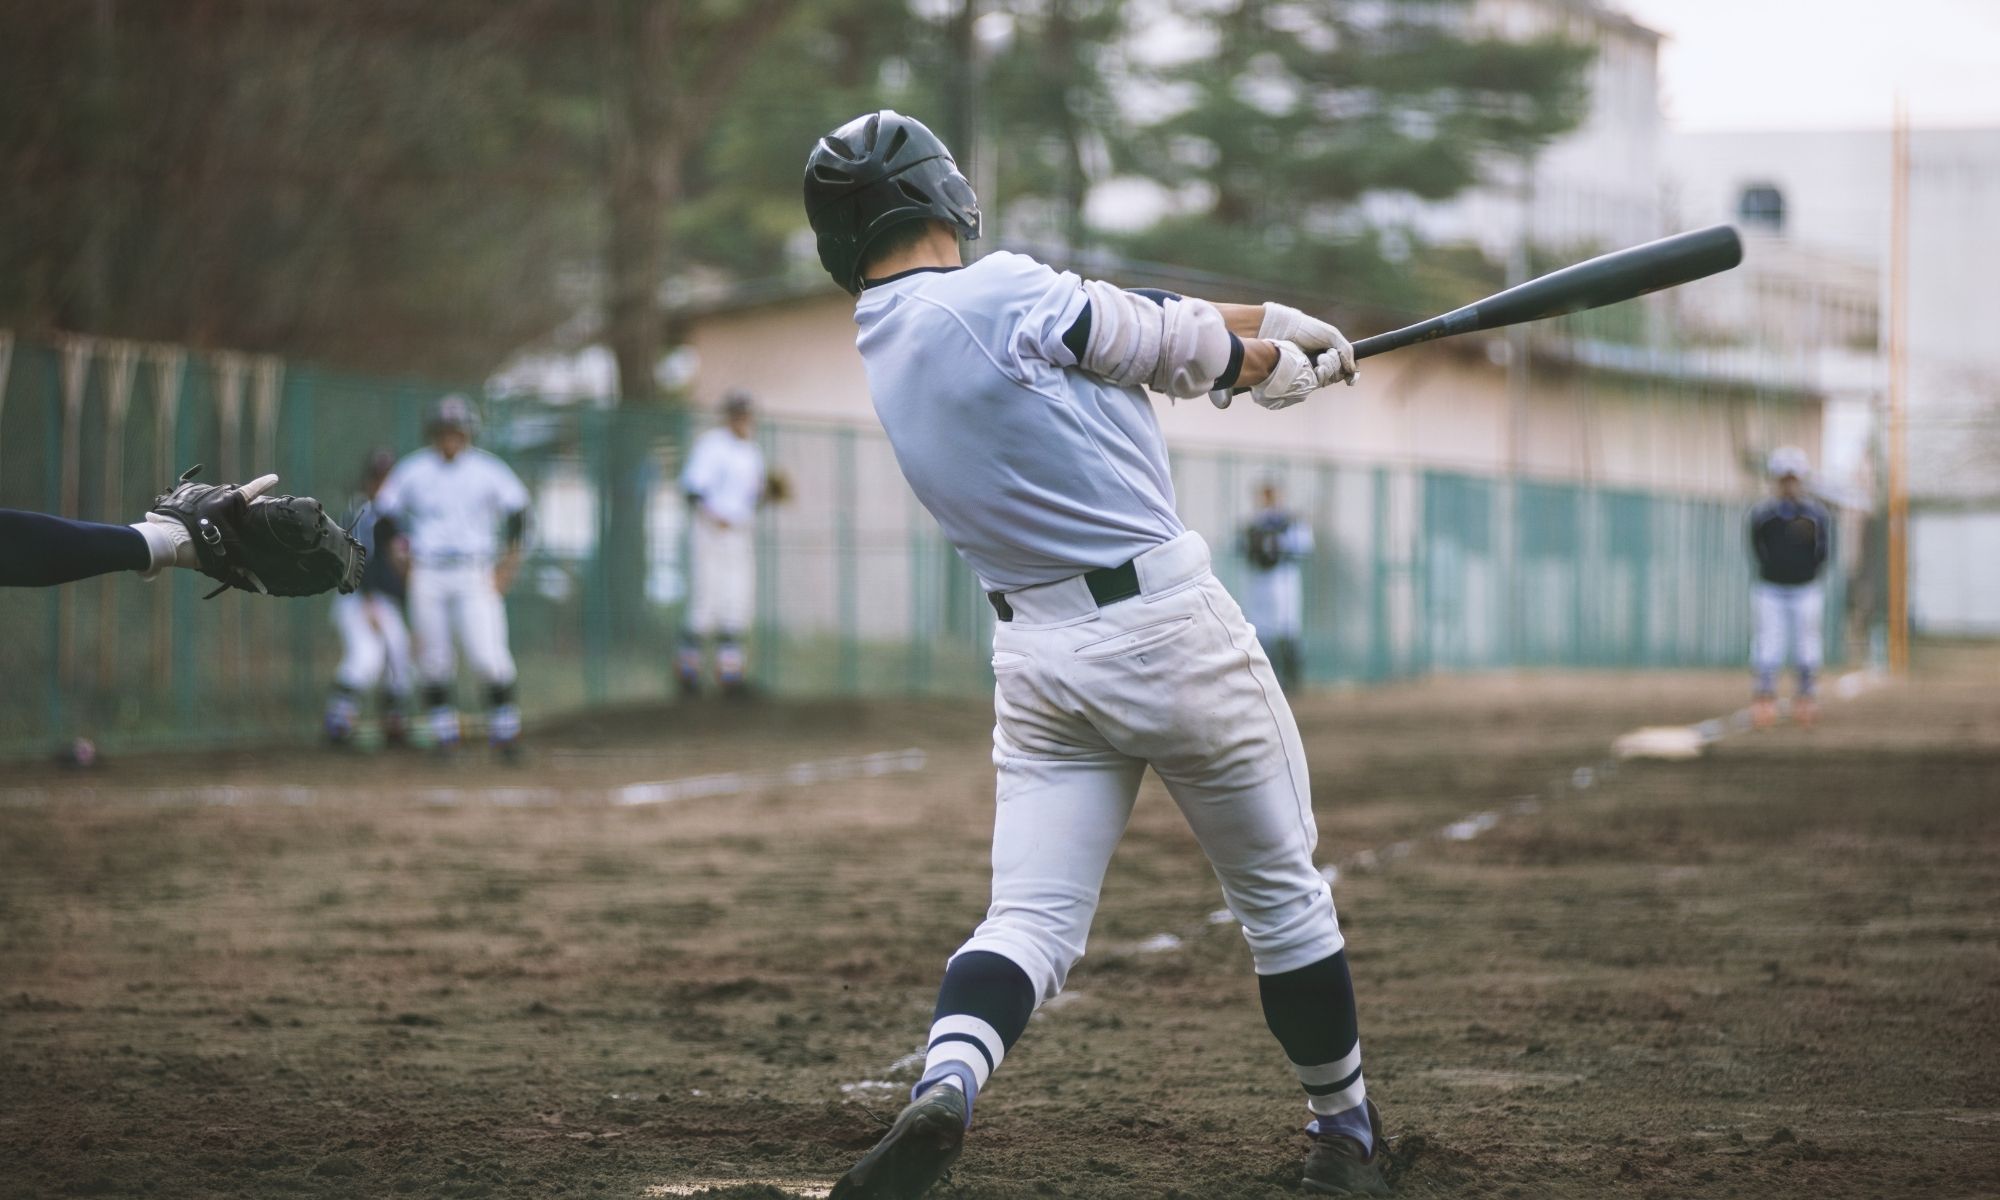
[803,111,1382,1200]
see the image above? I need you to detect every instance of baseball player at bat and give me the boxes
[374,395,530,758]
[805,111,1383,1199]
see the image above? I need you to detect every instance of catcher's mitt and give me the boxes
[149,466,366,598]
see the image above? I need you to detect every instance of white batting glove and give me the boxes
[1250,341,1322,411]
[1261,303,1357,387]
[131,473,280,577]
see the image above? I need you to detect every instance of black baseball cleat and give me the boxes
[1302,1100,1392,1196]
[829,1083,967,1200]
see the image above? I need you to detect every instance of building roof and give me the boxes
[1547,0,1662,44]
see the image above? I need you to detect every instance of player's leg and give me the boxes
[836,747,1144,1200]
[1155,590,1375,1145]
[715,525,755,693]
[1073,542,1384,1193]
[679,521,718,695]
[463,568,521,753]
[1792,585,1825,728]
[920,740,1144,1107]
[408,566,461,750]
[1750,583,1784,729]
[326,593,382,745]
[833,627,1144,1198]
[375,597,416,745]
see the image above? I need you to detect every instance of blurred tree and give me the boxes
[1119,0,1595,312]
[667,0,943,285]
[0,0,1594,380]
[0,2,604,380]
[980,0,1128,253]
[595,0,802,405]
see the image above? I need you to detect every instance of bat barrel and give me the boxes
[1330,224,1744,365]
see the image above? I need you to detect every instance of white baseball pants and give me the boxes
[332,592,413,695]
[1752,581,1823,695]
[689,518,755,637]
[962,532,1344,1003]
[408,561,517,686]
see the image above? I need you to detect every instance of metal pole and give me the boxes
[58,338,89,704]
[0,330,13,472]
[151,349,184,689]
[98,343,137,693]
[1886,100,1911,674]
[836,427,858,694]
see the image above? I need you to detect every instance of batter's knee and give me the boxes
[957,907,1092,1004]
[1237,880,1345,976]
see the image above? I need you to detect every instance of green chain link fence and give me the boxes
[0,331,1844,754]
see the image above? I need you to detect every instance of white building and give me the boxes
[1668,127,2000,634]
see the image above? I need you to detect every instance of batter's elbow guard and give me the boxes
[1076,279,1233,399]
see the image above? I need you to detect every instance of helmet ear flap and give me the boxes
[939,174,982,239]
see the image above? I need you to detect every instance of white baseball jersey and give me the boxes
[680,428,766,527]
[374,447,529,565]
[851,249,1364,1133]
[853,252,1185,592]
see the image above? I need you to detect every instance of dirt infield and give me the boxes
[3,671,1996,1199]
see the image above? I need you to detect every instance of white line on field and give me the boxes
[609,748,928,807]
[644,1181,831,1199]
[0,747,929,811]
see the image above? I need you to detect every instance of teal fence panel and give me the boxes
[0,331,1846,754]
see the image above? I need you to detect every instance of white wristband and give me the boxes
[129,520,181,580]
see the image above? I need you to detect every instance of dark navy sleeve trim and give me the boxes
[1215,334,1247,390]
[1061,302,1093,363]
[1128,287,1181,306]
[0,509,152,587]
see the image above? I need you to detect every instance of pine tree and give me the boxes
[1119,0,1594,310]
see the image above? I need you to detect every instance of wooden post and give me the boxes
[1887,100,1911,673]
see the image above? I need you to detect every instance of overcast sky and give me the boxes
[1616,0,2000,131]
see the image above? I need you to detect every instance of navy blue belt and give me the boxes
[988,559,1141,622]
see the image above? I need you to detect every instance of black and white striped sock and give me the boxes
[913,950,1036,1126]
[1259,949,1372,1151]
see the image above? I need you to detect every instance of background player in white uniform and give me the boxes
[375,396,530,756]
[1240,479,1315,692]
[677,390,766,695]
[324,449,415,746]
[1747,447,1830,730]
[805,112,1385,1199]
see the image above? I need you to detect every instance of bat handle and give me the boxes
[1306,308,1472,365]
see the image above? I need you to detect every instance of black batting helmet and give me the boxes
[803,110,981,295]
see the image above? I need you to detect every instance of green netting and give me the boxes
[0,333,1844,753]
